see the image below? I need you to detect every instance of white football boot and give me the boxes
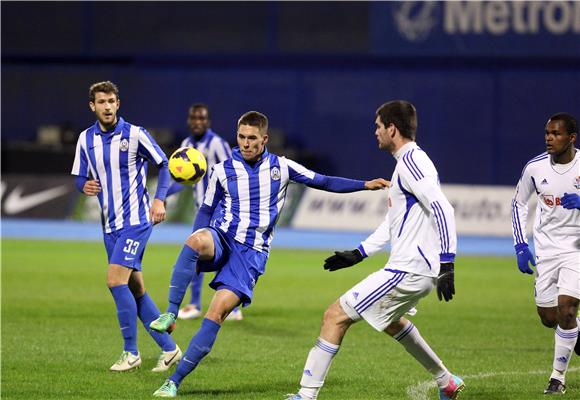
[109,351,141,372]
[152,346,182,372]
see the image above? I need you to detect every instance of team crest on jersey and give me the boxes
[271,167,281,181]
[542,195,554,207]
[119,139,129,152]
[574,176,580,189]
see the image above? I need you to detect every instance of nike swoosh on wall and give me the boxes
[2,184,70,215]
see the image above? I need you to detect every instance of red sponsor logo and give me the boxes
[543,195,563,207]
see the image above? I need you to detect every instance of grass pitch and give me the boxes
[2,239,577,399]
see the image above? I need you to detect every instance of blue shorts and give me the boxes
[198,227,268,307]
[103,224,153,271]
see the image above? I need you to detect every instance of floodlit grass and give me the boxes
[2,239,577,399]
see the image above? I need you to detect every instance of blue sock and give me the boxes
[189,272,204,309]
[136,293,176,352]
[170,318,221,386]
[109,284,138,355]
[167,245,199,316]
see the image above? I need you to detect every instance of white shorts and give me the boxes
[535,252,580,307]
[339,268,436,332]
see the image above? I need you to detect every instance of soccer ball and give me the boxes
[168,147,207,185]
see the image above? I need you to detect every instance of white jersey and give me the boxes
[357,142,457,277]
[511,149,580,257]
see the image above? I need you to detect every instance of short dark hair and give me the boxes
[189,103,210,119]
[548,112,577,135]
[376,100,417,140]
[237,111,268,134]
[89,81,119,103]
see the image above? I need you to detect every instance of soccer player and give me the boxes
[71,81,182,372]
[287,100,464,400]
[165,104,240,321]
[511,112,579,395]
[149,110,389,397]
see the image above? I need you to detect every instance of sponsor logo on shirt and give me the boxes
[543,195,554,207]
[542,194,566,207]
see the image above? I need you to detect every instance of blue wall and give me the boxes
[2,2,580,185]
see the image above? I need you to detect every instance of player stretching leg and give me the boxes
[287,101,464,400]
[149,111,389,397]
[165,103,242,321]
[71,81,181,372]
[511,112,579,395]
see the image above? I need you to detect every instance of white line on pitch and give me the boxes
[406,366,580,400]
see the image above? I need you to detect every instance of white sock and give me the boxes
[394,321,450,388]
[552,325,578,383]
[298,337,339,400]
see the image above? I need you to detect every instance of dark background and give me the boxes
[2,1,580,184]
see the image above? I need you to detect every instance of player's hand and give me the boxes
[83,179,101,196]
[150,198,166,225]
[437,263,455,302]
[515,243,535,274]
[561,193,580,210]
[365,178,390,190]
[323,249,364,271]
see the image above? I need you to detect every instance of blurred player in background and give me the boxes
[165,104,241,321]
[287,100,464,400]
[71,81,181,372]
[511,112,579,395]
[149,110,389,397]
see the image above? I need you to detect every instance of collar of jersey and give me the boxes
[93,117,126,136]
[191,128,215,145]
[394,141,418,161]
[232,146,269,165]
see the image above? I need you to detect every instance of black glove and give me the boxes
[323,249,364,271]
[437,262,455,302]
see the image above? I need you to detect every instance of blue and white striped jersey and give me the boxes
[71,118,168,233]
[512,150,580,257]
[356,142,457,277]
[180,129,231,209]
[201,147,367,253]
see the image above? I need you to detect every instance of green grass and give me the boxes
[1,239,577,399]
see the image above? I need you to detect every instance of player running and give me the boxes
[511,112,579,395]
[71,81,181,372]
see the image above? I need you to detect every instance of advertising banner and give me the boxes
[1,175,77,219]
[290,184,535,237]
[370,1,580,57]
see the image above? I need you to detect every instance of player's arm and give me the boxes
[399,160,457,302]
[324,213,391,271]
[71,132,100,196]
[511,168,536,274]
[286,159,389,192]
[192,166,223,231]
[137,128,170,224]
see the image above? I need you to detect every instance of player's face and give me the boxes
[187,107,210,137]
[237,124,268,162]
[90,92,119,130]
[375,116,395,152]
[545,119,575,156]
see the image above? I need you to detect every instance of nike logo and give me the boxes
[2,184,69,215]
[124,256,135,261]
[163,352,179,366]
[128,358,139,366]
